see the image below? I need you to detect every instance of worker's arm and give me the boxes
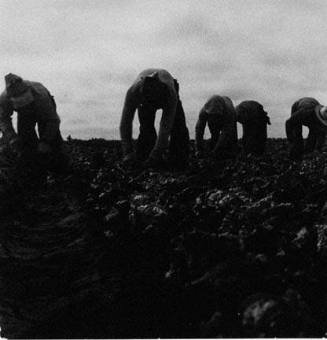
[195,110,207,154]
[291,102,299,115]
[149,89,178,159]
[265,114,271,125]
[30,89,60,154]
[39,96,61,143]
[285,108,310,142]
[119,86,138,156]
[41,118,60,143]
[235,106,247,124]
[315,131,326,152]
[0,98,17,142]
[213,110,237,157]
[305,129,317,153]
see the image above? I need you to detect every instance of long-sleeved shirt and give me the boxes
[195,95,237,154]
[119,68,178,156]
[0,81,60,143]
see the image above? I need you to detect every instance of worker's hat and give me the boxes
[315,105,327,126]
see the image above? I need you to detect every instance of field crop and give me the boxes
[0,139,327,338]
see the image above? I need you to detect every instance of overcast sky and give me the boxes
[1,0,327,139]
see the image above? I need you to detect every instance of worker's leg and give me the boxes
[208,116,221,151]
[315,132,326,152]
[136,105,157,161]
[169,99,190,168]
[17,111,38,151]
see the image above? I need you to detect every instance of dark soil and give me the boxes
[1,138,327,338]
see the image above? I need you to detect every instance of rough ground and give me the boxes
[1,139,327,338]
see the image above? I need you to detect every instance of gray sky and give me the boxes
[1,0,327,138]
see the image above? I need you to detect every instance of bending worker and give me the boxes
[286,97,327,160]
[0,73,67,171]
[236,100,271,155]
[195,95,238,159]
[120,68,189,168]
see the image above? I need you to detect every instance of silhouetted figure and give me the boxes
[236,100,271,155]
[120,69,189,168]
[195,95,238,159]
[0,73,68,173]
[286,97,327,160]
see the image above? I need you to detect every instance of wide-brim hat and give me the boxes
[315,105,327,127]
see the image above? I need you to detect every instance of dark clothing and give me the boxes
[236,100,270,155]
[136,104,157,161]
[290,97,320,114]
[195,95,238,159]
[168,99,190,168]
[286,97,327,160]
[121,69,190,167]
[17,101,63,152]
[0,81,61,143]
[15,97,67,173]
[136,95,190,167]
[120,69,181,158]
[0,78,68,173]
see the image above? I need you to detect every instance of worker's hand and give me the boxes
[38,141,52,154]
[209,149,217,158]
[143,153,165,169]
[122,152,137,165]
[195,150,205,159]
[144,157,162,169]
[9,137,21,150]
